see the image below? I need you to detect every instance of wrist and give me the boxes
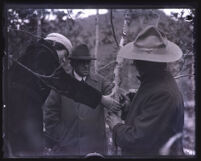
[112,122,124,130]
[101,95,112,108]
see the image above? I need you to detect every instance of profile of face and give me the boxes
[73,60,91,77]
[56,49,71,73]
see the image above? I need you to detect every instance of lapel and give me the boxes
[71,72,100,119]
[85,74,99,89]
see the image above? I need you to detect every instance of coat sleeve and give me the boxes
[43,89,66,142]
[41,68,102,109]
[112,91,177,150]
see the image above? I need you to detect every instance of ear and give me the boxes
[52,41,56,47]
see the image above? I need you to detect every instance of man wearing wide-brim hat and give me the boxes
[107,26,184,156]
[44,44,114,156]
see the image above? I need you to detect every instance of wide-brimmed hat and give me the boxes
[44,33,73,54]
[118,26,183,62]
[69,44,96,60]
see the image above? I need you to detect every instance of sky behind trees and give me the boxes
[45,9,191,19]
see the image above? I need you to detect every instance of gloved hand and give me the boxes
[101,95,121,112]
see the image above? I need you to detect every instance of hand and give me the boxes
[106,113,123,130]
[119,93,131,110]
[101,95,121,112]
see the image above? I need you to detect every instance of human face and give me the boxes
[133,60,141,77]
[56,49,70,72]
[73,60,91,77]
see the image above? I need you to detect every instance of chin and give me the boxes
[82,72,89,76]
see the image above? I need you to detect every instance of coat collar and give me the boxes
[73,70,86,82]
[71,70,98,83]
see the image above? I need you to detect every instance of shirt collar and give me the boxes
[73,70,86,82]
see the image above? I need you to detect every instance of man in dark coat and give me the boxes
[106,26,184,157]
[4,34,120,158]
[43,44,113,156]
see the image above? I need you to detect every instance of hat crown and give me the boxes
[44,33,73,54]
[69,44,96,60]
[134,26,167,50]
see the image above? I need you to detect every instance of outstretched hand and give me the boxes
[101,95,121,112]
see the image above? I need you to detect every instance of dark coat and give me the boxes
[43,74,112,156]
[112,71,184,156]
[4,39,102,157]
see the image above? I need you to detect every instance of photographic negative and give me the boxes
[2,3,196,159]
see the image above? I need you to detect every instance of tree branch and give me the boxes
[98,60,116,72]
[173,51,193,77]
[174,74,194,79]
[8,28,43,39]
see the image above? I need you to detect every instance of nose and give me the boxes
[81,61,90,68]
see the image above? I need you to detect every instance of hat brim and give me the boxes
[118,40,183,63]
[69,56,96,60]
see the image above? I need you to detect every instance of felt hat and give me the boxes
[69,44,96,60]
[118,26,183,62]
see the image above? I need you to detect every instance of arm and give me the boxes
[42,70,120,111]
[112,92,176,149]
[41,67,102,109]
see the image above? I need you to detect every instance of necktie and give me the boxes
[81,78,85,83]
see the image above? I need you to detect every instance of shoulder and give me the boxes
[146,87,182,109]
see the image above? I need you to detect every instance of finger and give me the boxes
[108,112,116,117]
[110,107,120,113]
[106,114,112,119]
[121,93,130,101]
[119,95,124,103]
[110,108,120,113]
[113,100,121,107]
[106,118,111,124]
[120,93,126,99]
[106,115,111,120]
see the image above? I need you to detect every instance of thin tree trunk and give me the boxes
[110,10,131,155]
[110,10,130,99]
[94,9,99,74]
[37,10,42,39]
